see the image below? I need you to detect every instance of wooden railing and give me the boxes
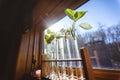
[42,48,120,80]
[42,48,95,80]
[93,68,120,80]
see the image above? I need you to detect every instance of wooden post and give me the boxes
[42,54,51,76]
[80,47,95,80]
[93,50,100,67]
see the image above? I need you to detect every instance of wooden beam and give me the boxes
[80,47,95,80]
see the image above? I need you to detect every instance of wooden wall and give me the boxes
[0,0,39,80]
[15,26,43,80]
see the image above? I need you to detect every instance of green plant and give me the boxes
[44,29,62,44]
[65,8,92,39]
[64,9,93,77]
[44,8,92,43]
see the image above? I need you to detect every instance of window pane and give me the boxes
[44,0,120,70]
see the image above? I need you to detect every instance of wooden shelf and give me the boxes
[42,58,82,62]
[42,57,97,62]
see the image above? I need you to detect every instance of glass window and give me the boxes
[44,0,120,70]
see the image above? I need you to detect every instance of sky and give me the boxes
[47,0,120,33]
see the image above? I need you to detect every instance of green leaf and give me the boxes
[44,39,48,44]
[47,29,52,34]
[74,11,87,22]
[67,27,72,32]
[60,28,66,35]
[65,8,75,21]
[55,65,59,73]
[79,22,92,30]
[44,34,49,40]
[55,34,62,39]
[49,34,55,41]
[67,27,72,35]
[44,34,55,44]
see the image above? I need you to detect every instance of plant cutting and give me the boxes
[65,8,92,58]
[60,8,92,59]
[65,8,92,40]
[44,29,63,79]
[45,29,72,79]
[64,8,92,79]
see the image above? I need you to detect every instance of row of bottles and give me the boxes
[43,35,84,80]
